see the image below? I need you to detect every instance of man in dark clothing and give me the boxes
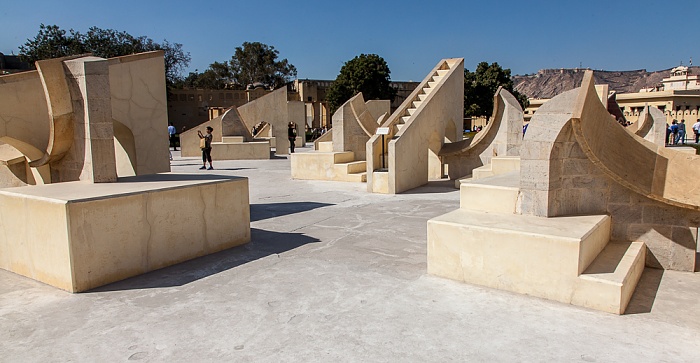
[288,122,297,153]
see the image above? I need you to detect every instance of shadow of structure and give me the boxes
[624,268,665,315]
[402,179,459,195]
[250,202,333,222]
[89,228,320,292]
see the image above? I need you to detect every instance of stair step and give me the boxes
[418,94,428,101]
[334,160,366,174]
[345,171,367,183]
[317,141,334,152]
[573,241,646,314]
[395,124,405,131]
[428,81,439,88]
[437,69,449,77]
[471,165,494,179]
[407,108,417,115]
[428,209,611,311]
[459,171,520,214]
[412,100,422,108]
[401,116,411,123]
[332,151,355,164]
[371,170,389,194]
[431,76,443,83]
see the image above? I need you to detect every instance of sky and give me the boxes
[1,0,698,81]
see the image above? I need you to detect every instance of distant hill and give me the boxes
[513,67,700,99]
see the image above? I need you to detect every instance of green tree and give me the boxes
[464,62,529,118]
[229,42,297,88]
[326,54,396,114]
[177,61,233,89]
[19,24,190,86]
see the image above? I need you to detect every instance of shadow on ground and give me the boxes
[402,179,458,194]
[625,268,664,314]
[89,228,320,292]
[251,202,333,222]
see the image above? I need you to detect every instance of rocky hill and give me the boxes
[513,67,700,99]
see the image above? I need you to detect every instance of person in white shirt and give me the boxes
[168,122,177,151]
[692,120,700,144]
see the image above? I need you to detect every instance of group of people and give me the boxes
[307,126,328,141]
[665,119,700,145]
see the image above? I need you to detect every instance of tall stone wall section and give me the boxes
[519,88,698,271]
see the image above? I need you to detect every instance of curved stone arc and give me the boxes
[634,105,667,147]
[28,58,75,167]
[439,86,504,156]
[439,87,524,158]
[221,107,255,142]
[348,93,378,137]
[571,71,700,210]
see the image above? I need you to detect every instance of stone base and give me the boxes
[290,151,366,182]
[0,173,250,292]
[427,209,646,314]
[211,141,270,160]
[182,141,271,160]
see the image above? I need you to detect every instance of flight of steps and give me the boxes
[429,171,646,314]
[454,156,522,188]
[392,69,449,136]
[307,141,367,182]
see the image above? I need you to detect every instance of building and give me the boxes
[0,53,31,75]
[168,79,420,131]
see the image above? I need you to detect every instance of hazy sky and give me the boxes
[1,0,697,81]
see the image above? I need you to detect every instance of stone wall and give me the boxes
[519,84,698,271]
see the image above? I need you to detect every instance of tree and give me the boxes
[464,62,529,118]
[326,54,397,114]
[19,24,190,86]
[176,61,233,90]
[229,42,297,89]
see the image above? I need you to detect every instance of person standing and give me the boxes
[168,122,178,151]
[692,119,700,143]
[676,119,686,145]
[198,126,214,170]
[287,122,297,153]
[670,120,679,145]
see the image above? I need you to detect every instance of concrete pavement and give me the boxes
[1,147,699,362]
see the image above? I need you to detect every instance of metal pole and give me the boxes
[381,134,385,169]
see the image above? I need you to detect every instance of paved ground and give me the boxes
[2,147,700,362]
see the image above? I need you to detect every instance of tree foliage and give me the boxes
[174,41,297,90]
[326,54,396,114]
[19,24,190,86]
[229,42,297,89]
[464,62,529,118]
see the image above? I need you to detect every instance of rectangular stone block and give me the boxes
[0,174,250,292]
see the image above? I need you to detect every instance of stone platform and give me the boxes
[0,173,250,292]
[290,150,367,182]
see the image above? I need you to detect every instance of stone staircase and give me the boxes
[368,58,463,194]
[291,140,367,182]
[428,171,646,314]
[454,156,522,188]
[391,69,449,136]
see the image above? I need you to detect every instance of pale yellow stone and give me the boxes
[0,174,250,292]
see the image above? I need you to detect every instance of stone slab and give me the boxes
[427,210,611,306]
[0,173,250,292]
[210,141,271,160]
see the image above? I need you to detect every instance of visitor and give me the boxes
[288,122,297,153]
[676,119,686,145]
[522,123,529,136]
[670,120,679,145]
[666,123,671,145]
[198,126,214,170]
[693,119,700,143]
[168,122,177,151]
